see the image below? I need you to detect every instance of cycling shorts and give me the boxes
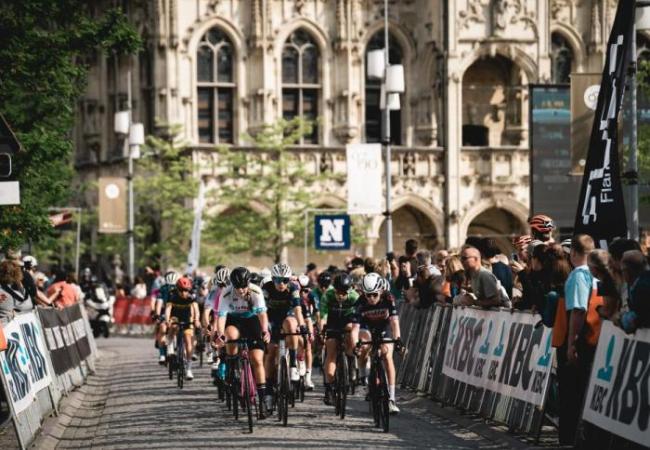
[225,315,265,351]
[359,326,393,340]
[169,317,194,337]
[325,316,357,339]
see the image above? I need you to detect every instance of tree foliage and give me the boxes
[0,2,141,250]
[204,118,332,263]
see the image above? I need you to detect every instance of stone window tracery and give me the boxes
[365,30,403,145]
[196,27,235,144]
[282,29,320,145]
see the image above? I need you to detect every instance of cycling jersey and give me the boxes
[157,284,175,305]
[217,284,266,319]
[262,281,301,322]
[321,288,359,332]
[308,286,330,312]
[168,292,196,324]
[205,286,223,311]
[357,292,398,332]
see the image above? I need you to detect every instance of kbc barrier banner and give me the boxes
[39,304,92,375]
[0,312,52,415]
[582,321,650,446]
[442,307,554,406]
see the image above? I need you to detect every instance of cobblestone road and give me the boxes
[35,337,529,449]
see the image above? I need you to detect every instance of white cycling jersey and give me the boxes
[217,284,267,319]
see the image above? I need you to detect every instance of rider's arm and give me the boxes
[202,306,212,329]
[216,315,227,338]
[192,302,201,327]
[164,302,172,322]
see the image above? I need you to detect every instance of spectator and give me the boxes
[460,246,509,308]
[608,238,642,310]
[131,276,148,299]
[393,255,413,292]
[512,235,532,263]
[536,244,572,327]
[2,251,37,314]
[0,257,34,320]
[34,272,49,292]
[444,255,465,301]
[556,233,595,445]
[22,255,56,307]
[404,239,418,275]
[619,250,650,332]
[587,249,620,319]
[434,250,449,273]
[406,264,445,309]
[47,270,78,308]
[415,250,432,268]
[0,260,19,323]
[67,272,83,303]
[305,262,318,286]
[484,239,513,300]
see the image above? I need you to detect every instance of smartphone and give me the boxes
[386,252,395,263]
[511,253,519,262]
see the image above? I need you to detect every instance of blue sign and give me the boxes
[315,215,351,250]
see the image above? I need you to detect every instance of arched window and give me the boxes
[550,33,574,84]
[365,31,403,144]
[196,28,235,144]
[282,29,320,144]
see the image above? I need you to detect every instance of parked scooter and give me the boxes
[85,286,114,338]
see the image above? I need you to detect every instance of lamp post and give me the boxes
[114,70,144,282]
[631,2,650,241]
[367,0,405,255]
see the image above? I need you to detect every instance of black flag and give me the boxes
[573,0,634,247]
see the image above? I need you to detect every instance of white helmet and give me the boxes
[298,274,310,288]
[164,271,180,286]
[361,272,384,294]
[22,255,37,269]
[271,263,292,278]
[379,277,390,292]
[214,267,231,286]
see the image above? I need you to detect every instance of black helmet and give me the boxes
[318,271,332,288]
[333,273,352,292]
[230,267,251,289]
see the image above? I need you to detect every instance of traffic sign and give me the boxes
[314,214,351,250]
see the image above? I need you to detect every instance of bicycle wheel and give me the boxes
[232,360,240,420]
[337,352,349,420]
[168,356,174,380]
[376,362,390,433]
[177,338,185,389]
[349,356,357,395]
[369,362,380,427]
[242,359,254,433]
[299,377,305,403]
[279,356,289,426]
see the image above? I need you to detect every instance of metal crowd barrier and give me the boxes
[0,304,99,449]
[397,303,548,440]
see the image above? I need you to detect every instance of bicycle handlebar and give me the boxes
[279,331,310,337]
[356,339,401,346]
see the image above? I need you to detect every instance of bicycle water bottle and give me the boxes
[218,360,227,380]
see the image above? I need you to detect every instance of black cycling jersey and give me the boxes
[356,292,398,331]
[262,281,301,322]
[168,292,196,323]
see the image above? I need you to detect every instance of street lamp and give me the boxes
[114,72,144,282]
[366,0,405,255]
[627,2,650,241]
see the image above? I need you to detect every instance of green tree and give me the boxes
[0,2,141,250]
[205,118,333,263]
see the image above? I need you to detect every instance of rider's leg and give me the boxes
[382,343,396,401]
[224,325,240,356]
[324,338,338,384]
[283,316,299,368]
[264,343,278,385]
[345,323,359,356]
[358,329,371,380]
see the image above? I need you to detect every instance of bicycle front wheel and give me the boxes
[177,341,185,389]
[242,359,254,433]
[279,356,289,426]
[336,352,349,420]
[377,362,390,432]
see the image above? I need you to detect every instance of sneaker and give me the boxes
[158,355,166,365]
[305,374,315,390]
[290,367,300,382]
[389,400,399,414]
[206,353,213,364]
[186,369,194,380]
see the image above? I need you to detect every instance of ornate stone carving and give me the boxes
[459,0,486,30]
[251,0,263,48]
[490,0,537,37]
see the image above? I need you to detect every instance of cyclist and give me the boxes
[165,276,201,380]
[320,272,360,405]
[297,275,316,390]
[309,271,331,331]
[206,266,230,372]
[262,263,308,410]
[213,267,271,418]
[154,271,179,364]
[356,272,403,414]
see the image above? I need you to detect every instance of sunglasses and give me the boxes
[179,288,190,293]
[366,292,380,298]
[301,288,311,294]
[273,277,291,284]
[335,290,348,296]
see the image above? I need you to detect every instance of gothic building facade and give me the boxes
[74,0,627,265]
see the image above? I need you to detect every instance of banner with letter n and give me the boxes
[573,0,634,247]
[346,143,382,215]
[0,312,53,415]
[582,321,650,446]
[315,214,351,250]
[441,307,554,407]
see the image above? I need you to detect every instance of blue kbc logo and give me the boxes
[315,215,351,250]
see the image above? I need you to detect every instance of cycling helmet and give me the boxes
[361,272,383,294]
[317,271,332,288]
[164,271,180,286]
[271,263,292,278]
[561,238,572,255]
[528,214,556,234]
[298,274,310,288]
[22,255,37,269]
[214,267,231,286]
[333,273,352,292]
[176,277,192,291]
[230,267,251,289]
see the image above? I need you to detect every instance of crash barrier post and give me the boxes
[579,321,650,449]
[397,303,555,439]
[0,304,99,450]
[112,296,154,335]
